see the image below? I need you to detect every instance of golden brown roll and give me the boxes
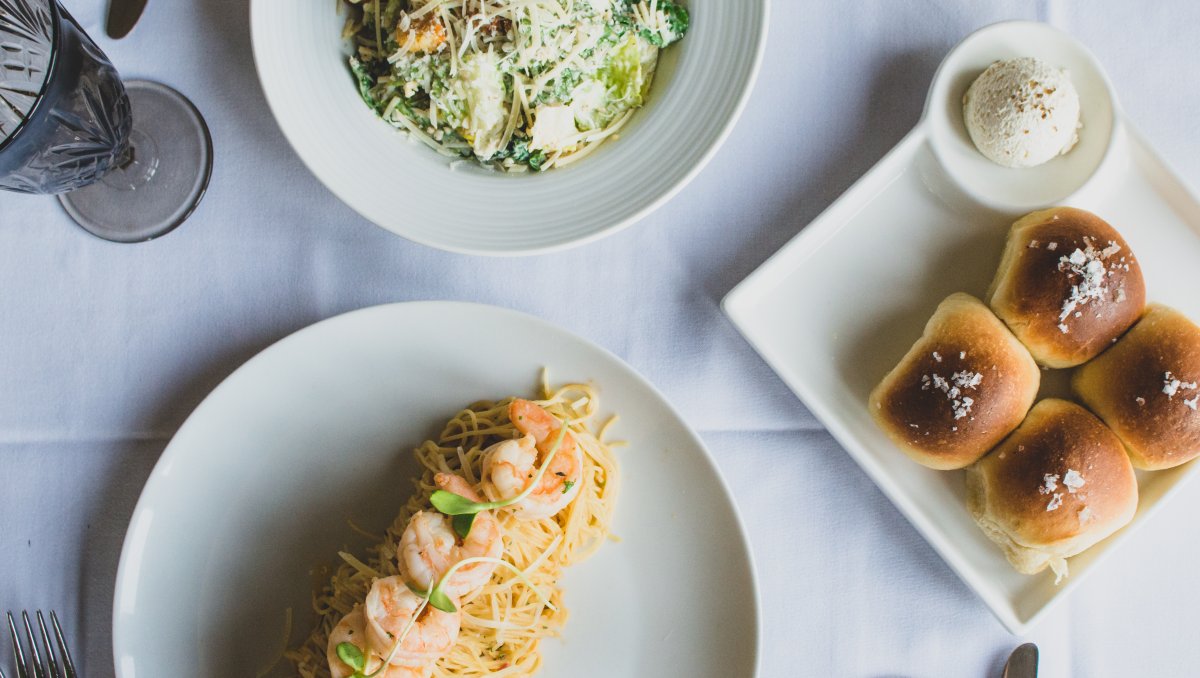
[987,207,1146,368]
[1073,304,1200,470]
[869,293,1040,470]
[966,399,1138,581]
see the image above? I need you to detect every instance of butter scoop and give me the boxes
[963,57,1082,168]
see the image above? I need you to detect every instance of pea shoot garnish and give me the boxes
[335,642,366,677]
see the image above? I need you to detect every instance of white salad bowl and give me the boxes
[250,0,769,255]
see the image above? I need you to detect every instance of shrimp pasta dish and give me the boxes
[288,380,620,677]
[339,0,690,172]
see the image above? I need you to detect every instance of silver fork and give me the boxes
[3,611,77,678]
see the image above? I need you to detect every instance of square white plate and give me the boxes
[722,121,1200,634]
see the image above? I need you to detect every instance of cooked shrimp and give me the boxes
[433,473,505,593]
[363,576,460,668]
[399,476,503,598]
[327,608,429,678]
[395,18,446,53]
[398,511,456,592]
[481,399,584,521]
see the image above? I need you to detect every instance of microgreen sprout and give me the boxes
[430,422,570,538]
[335,642,365,676]
[408,556,558,614]
[451,513,477,540]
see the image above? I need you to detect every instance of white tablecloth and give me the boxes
[2,1,1199,676]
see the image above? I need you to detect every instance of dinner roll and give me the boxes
[987,207,1146,368]
[966,399,1138,581]
[1073,304,1200,470]
[869,293,1040,470]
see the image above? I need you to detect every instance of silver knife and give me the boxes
[105,0,148,39]
[1002,643,1039,678]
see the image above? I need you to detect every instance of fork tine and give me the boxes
[20,613,46,678]
[47,613,75,678]
[6,612,29,678]
[35,613,59,678]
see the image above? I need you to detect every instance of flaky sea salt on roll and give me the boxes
[988,207,1146,368]
[1074,304,1200,470]
[869,293,1040,470]
[966,398,1137,582]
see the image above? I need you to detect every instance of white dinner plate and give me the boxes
[724,22,1200,634]
[112,302,759,676]
[249,0,769,255]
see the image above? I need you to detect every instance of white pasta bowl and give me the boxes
[249,0,769,255]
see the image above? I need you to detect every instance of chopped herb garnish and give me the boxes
[349,57,381,111]
[528,151,548,172]
[661,1,690,40]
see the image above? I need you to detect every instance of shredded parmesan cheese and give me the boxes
[341,0,689,171]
